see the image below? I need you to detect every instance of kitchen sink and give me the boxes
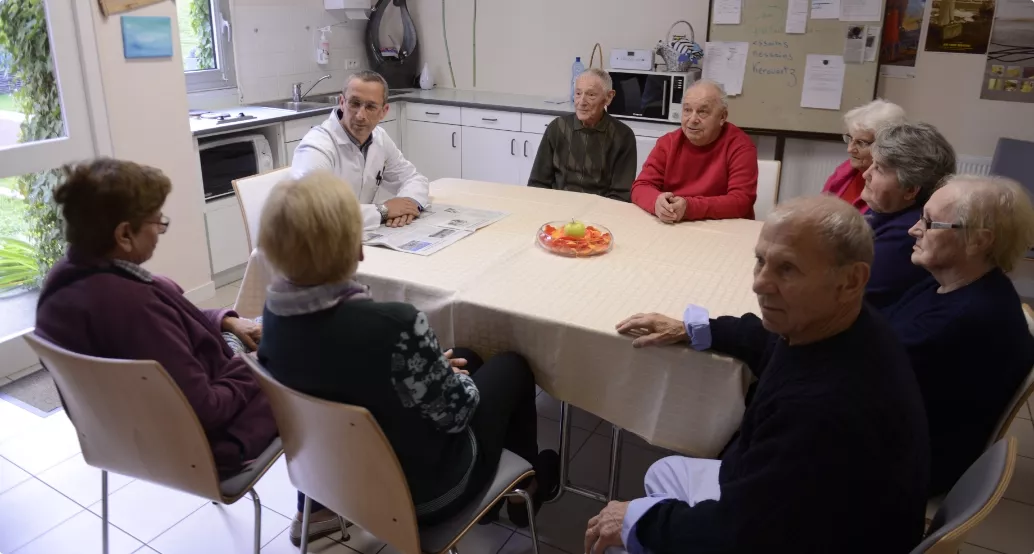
[251,100,334,112]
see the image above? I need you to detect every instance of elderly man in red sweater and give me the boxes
[632,80,758,222]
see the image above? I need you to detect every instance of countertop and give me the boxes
[190,88,678,138]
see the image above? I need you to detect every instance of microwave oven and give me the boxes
[198,134,274,201]
[607,69,700,124]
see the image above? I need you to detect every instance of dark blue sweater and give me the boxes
[867,205,930,310]
[635,306,929,553]
[884,269,1034,495]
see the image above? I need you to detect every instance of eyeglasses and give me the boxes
[919,215,963,230]
[146,215,171,234]
[346,98,383,114]
[842,134,873,149]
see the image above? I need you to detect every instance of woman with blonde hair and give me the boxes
[885,175,1034,495]
[256,171,559,544]
[822,99,906,212]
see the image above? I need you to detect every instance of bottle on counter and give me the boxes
[570,56,584,103]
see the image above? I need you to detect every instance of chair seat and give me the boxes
[220,437,284,501]
[418,449,534,553]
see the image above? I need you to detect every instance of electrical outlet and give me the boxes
[345,59,360,70]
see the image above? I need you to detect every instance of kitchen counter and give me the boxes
[190,105,329,138]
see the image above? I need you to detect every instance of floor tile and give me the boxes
[6,364,41,382]
[195,284,241,310]
[0,455,30,494]
[0,478,84,552]
[260,529,355,553]
[514,490,603,554]
[1005,454,1034,506]
[12,509,143,554]
[567,433,612,493]
[37,453,135,507]
[254,457,300,519]
[0,399,42,445]
[149,500,290,554]
[959,544,1006,554]
[0,410,81,474]
[133,548,161,554]
[1007,419,1034,459]
[339,524,388,554]
[617,445,673,502]
[535,394,603,432]
[537,416,593,459]
[87,479,209,543]
[384,521,514,554]
[498,531,570,554]
[966,498,1034,554]
[1017,401,1031,421]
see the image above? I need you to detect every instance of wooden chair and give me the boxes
[754,160,782,221]
[232,167,292,251]
[241,354,542,554]
[23,334,283,554]
[911,438,1016,553]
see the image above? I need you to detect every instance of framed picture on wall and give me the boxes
[121,16,174,59]
[99,0,165,16]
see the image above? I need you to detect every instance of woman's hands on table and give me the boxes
[222,316,262,351]
[616,313,688,348]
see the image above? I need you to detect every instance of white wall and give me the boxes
[410,0,710,97]
[88,1,212,294]
[233,0,369,103]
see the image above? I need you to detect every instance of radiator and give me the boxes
[956,156,993,176]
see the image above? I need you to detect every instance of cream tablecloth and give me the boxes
[235,179,763,458]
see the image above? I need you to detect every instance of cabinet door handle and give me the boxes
[511,138,516,156]
[425,111,440,115]
[524,141,529,157]
[452,131,456,148]
[482,117,498,122]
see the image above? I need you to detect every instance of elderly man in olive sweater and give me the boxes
[593,196,929,554]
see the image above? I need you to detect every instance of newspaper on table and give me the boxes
[363,203,509,256]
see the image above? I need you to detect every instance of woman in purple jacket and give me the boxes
[34,158,277,477]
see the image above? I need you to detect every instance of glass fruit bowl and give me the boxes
[536,221,614,257]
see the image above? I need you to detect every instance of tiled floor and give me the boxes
[2,283,1034,554]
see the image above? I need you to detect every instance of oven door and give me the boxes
[198,136,262,201]
[609,72,671,121]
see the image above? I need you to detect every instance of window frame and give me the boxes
[184,0,237,94]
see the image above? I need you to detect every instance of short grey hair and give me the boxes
[344,70,389,104]
[577,68,613,92]
[684,79,728,109]
[870,122,957,207]
[843,99,906,135]
[945,175,1034,273]
[769,195,874,267]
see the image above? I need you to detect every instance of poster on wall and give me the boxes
[980,0,1034,103]
[924,0,996,54]
[879,0,927,77]
[99,0,165,16]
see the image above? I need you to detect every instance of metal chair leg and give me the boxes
[248,489,262,554]
[101,470,109,554]
[299,496,312,553]
[513,489,540,554]
[608,425,624,501]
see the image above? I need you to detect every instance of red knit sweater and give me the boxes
[631,124,758,220]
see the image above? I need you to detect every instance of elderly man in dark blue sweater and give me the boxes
[593,196,930,554]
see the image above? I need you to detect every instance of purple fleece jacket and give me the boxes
[34,252,277,475]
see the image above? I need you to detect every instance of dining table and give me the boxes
[233,178,764,503]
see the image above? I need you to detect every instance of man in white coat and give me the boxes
[292,70,429,229]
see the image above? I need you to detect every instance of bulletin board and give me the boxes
[707,2,884,135]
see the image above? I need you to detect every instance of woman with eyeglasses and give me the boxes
[862,122,957,309]
[34,158,278,477]
[821,99,906,213]
[883,175,1034,495]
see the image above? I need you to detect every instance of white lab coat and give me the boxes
[291,109,430,229]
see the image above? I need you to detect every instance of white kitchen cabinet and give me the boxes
[325,0,371,9]
[517,132,543,186]
[461,126,521,184]
[635,135,659,178]
[405,120,461,182]
[204,196,250,275]
[380,119,401,151]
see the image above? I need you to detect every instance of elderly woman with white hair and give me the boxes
[884,175,1034,496]
[863,122,957,309]
[822,99,906,213]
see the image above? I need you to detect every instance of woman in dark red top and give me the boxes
[821,99,906,213]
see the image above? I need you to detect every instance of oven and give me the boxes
[198,134,274,201]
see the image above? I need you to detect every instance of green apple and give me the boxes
[563,220,586,238]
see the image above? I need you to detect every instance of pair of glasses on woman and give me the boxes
[146,215,171,234]
[919,215,963,230]
[842,134,873,149]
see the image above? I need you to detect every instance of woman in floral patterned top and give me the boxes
[257,171,559,545]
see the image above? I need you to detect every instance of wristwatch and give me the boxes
[376,204,389,222]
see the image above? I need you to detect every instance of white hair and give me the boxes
[843,99,906,135]
[577,68,613,92]
[684,79,728,109]
[769,195,874,267]
[945,175,1034,273]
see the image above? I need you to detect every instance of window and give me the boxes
[178,0,236,93]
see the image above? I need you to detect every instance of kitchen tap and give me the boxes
[292,74,333,102]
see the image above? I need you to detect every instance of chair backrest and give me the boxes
[912,437,1016,554]
[241,354,422,554]
[988,304,1034,447]
[754,160,782,221]
[22,333,223,500]
[232,167,292,251]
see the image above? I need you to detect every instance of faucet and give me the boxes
[292,75,333,102]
